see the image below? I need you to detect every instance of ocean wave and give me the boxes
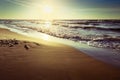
[53,22,120,32]
[87,38,120,50]
[0,20,120,50]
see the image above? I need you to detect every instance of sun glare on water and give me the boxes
[44,21,52,28]
[42,21,52,40]
[42,34,49,41]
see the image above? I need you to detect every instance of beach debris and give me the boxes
[34,42,41,46]
[24,44,30,50]
[8,43,14,47]
[0,39,19,47]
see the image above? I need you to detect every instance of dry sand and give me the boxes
[0,28,120,80]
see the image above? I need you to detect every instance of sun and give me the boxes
[43,5,53,13]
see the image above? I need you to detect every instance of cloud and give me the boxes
[5,0,38,8]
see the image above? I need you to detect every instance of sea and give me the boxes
[0,19,120,67]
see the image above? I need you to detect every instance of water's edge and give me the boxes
[0,24,120,68]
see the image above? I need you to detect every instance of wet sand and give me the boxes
[0,28,120,80]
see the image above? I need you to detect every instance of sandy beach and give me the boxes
[0,28,120,80]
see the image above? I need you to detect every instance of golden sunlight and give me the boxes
[42,34,49,41]
[43,5,53,14]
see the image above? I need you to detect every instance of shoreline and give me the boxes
[0,28,120,80]
[1,25,120,67]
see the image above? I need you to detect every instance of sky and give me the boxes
[0,0,120,19]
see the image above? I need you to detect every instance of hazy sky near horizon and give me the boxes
[0,0,120,19]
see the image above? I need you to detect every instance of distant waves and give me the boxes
[54,20,120,32]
